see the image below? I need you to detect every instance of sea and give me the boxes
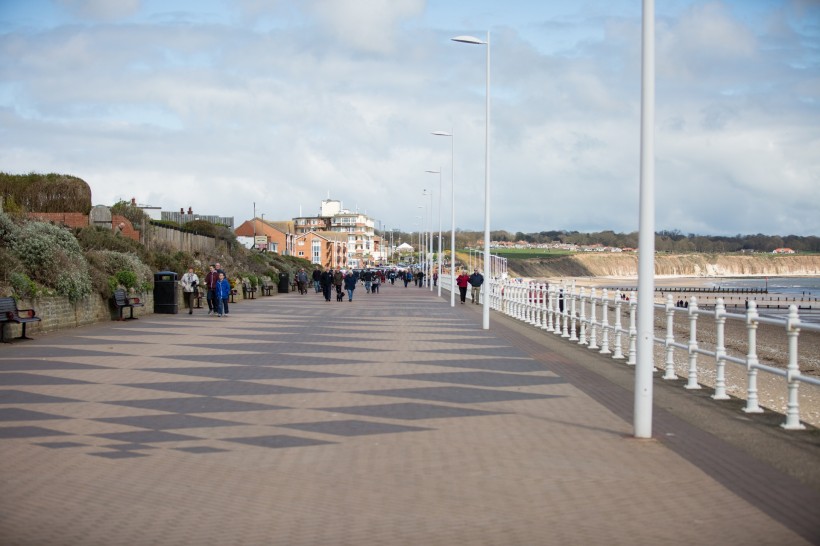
[709,276,820,298]
[694,276,820,324]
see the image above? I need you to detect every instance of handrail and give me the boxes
[450,278,819,431]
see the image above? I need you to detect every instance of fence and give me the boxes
[452,279,820,431]
[144,222,226,254]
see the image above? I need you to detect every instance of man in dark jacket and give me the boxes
[312,268,322,293]
[468,269,484,305]
[320,269,333,302]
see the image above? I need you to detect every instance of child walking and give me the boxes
[214,272,231,317]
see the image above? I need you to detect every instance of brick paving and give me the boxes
[1,282,818,545]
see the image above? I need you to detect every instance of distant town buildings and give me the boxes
[239,198,384,268]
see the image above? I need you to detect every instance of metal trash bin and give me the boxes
[277,273,290,294]
[153,271,179,314]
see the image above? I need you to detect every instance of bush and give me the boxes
[0,211,20,246]
[11,221,92,302]
[75,225,145,256]
[9,272,38,299]
[85,250,153,297]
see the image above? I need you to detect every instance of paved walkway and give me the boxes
[1,282,819,545]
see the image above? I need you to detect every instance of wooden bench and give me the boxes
[112,288,145,320]
[260,279,274,296]
[0,297,42,342]
[242,280,257,300]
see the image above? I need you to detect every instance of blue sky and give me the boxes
[1,0,818,237]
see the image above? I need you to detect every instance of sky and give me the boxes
[1,0,818,237]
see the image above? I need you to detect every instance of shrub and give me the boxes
[11,221,92,302]
[0,211,20,246]
[85,250,153,297]
[116,270,138,289]
[75,225,145,256]
[9,272,38,299]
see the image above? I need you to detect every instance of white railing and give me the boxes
[461,278,820,430]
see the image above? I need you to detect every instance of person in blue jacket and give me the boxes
[214,272,231,317]
[344,271,357,302]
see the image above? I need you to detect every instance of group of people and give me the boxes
[179,262,232,317]
[455,268,485,304]
[178,263,486,313]
[311,267,387,302]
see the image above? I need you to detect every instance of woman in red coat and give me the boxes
[456,270,470,304]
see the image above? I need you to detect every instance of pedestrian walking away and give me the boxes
[180,266,200,315]
[469,268,484,304]
[344,271,357,301]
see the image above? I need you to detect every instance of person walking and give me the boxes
[433,271,438,287]
[344,271,357,302]
[371,272,380,294]
[180,267,200,315]
[204,264,218,315]
[469,268,484,305]
[456,270,470,304]
[362,268,373,293]
[296,268,309,295]
[404,270,412,288]
[320,269,333,302]
[214,272,231,317]
[333,269,344,302]
[312,268,322,293]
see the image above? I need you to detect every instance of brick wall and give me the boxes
[25,212,140,242]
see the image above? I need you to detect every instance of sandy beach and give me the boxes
[530,276,820,428]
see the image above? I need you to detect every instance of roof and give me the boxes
[295,230,348,243]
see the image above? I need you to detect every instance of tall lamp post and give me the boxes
[635,0,656,439]
[432,129,455,306]
[425,170,442,296]
[422,189,433,290]
[453,33,490,329]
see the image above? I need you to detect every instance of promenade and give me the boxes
[1,282,819,545]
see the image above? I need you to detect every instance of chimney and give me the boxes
[180,208,184,214]
[131,197,137,206]
[188,207,193,215]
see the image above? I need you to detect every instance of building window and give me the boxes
[312,240,321,264]
[298,251,304,257]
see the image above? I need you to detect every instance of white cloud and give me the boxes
[56,0,142,21]
[305,0,425,54]
[0,1,817,237]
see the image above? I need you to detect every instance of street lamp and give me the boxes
[452,33,490,330]
[635,0,656,439]
[432,130,455,307]
[426,169,443,297]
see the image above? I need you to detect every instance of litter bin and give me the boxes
[277,273,290,294]
[154,271,179,314]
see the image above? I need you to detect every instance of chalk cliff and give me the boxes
[508,253,820,279]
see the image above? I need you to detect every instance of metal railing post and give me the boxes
[663,295,677,380]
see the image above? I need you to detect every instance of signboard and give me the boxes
[255,236,268,249]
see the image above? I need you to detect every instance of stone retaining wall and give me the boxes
[0,285,269,341]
